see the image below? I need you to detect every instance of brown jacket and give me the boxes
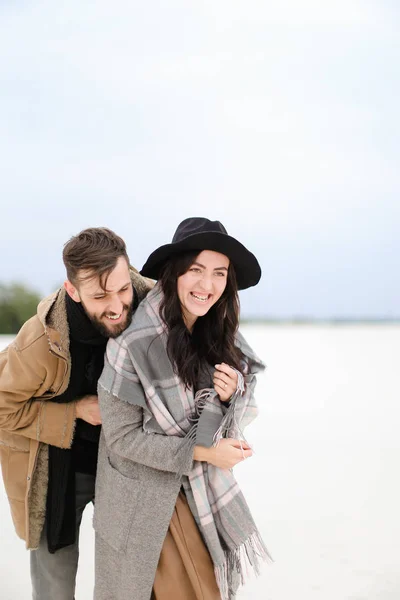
[0,269,152,549]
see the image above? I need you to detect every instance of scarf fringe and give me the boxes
[215,529,273,600]
[175,386,215,478]
[213,371,248,450]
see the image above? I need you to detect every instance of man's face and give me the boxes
[65,256,134,338]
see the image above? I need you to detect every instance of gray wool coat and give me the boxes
[93,389,196,600]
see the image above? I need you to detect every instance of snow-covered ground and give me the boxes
[1,325,399,599]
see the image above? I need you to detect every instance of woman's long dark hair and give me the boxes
[159,250,245,388]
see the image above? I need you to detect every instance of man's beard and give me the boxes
[82,302,133,339]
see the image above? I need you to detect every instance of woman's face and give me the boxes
[177,250,230,330]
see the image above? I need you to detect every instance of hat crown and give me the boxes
[172,217,227,244]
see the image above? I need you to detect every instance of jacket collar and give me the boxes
[37,288,70,359]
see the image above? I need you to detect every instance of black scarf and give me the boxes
[46,294,107,553]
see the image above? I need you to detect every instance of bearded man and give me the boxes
[0,227,153,599]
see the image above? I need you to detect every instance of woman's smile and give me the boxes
[189,292,212,303]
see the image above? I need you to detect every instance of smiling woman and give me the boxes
[176,250,230,331]
[94,217,270,600]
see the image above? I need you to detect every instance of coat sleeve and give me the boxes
[98,384,195,477]
[0,335,76,448]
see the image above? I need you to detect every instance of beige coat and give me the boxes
[0,269,151,549]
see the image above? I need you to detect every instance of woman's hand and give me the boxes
[213,363,238,402]
[194,439,252,469]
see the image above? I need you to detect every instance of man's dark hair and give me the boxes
[63,227,129,290]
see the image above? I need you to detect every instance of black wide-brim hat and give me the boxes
[140,217,261,290]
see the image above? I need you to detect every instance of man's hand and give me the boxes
[75,395,102,426]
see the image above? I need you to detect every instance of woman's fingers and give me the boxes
[213,376,231,392]
[213,369,230,383]
[213,367,236,394]
[213,445,253,469]
[228,439,251,451]
[213,377,235,402]
[214,363,238,398]
[219,439,253,460]
[196,440,253,468]
[214,386,233,402]
[215,363,236,378]
[213,373,226,386]
[241,449,253,459]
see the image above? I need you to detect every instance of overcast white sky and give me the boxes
[0,0,399,318]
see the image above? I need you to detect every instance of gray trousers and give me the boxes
[30,471,96,600]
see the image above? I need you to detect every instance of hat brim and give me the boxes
[140,231,261,290]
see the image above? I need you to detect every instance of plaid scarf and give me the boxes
[99,284,271,599]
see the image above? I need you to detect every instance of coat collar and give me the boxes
[37,288,69,359]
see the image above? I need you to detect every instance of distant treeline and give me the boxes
[0,283,41,334]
